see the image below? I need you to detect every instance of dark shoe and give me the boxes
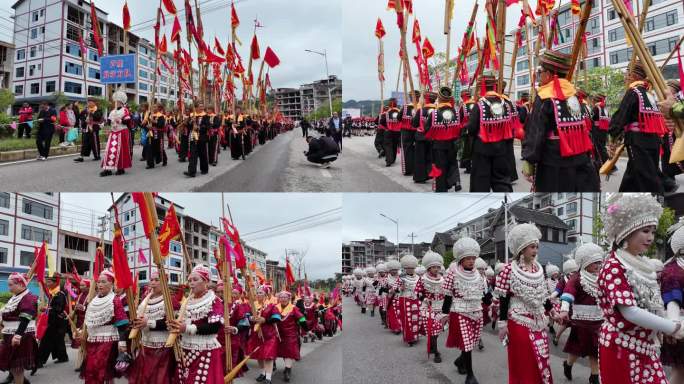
[100,170,112,177]
[552,336,559,346]
[200,171,208,175]
[146,165,154,169]
[93,157,101,161]
[184,172,196,178]
[478,339,484,351]
[454,356,466,375]
[163,161,167,166]
[115,169,125,175]
[491,321,496,330]
[370,310,374,317]
[264,380,271,384]
[465,374,479,384]
[283,367,291,382]
[255,373,266,382]
[563,361,573,381]
[55,358,69,364]
[408,341,415,347]
[303,337,308,343]
[453,184,462,192]
[433,352,442,363]
[361,308,366,314]
[23,379,30,384]
[74,157,84,162]
[589,374,599,384]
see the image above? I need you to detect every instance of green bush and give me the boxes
[0,291,12,304]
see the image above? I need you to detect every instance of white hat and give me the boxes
[452,237,480,263]
[421,250,444,269]
[364,266,376,276]
[353,268,364,277]
[475,257,488,270]
[670,224,684,255]
[508,223,541,257]
[649,258,664,272]
[415,265,426,275]
[603,193,662,245]
[112,88,127,104]
[563,258,579,274]
[400,254,419,269]
[545,263,560,276]
[574,243,605,270]
[376,263,387,273]
[386,259,401,271]
[485,267,495,277]
[495,262,506,274]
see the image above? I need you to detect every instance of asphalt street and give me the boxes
[343,296,592,384]
[343,135,660,192]
[20,330,340,384]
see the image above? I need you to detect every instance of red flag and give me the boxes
[131,192,155,239]
[123,1,131,31]
[231,2,240,28]
[214,37,225,56]
[112,223,133,290]
[158,34,168,54]
[375,18,386,39]
[158,205,181,257]
[677,44,684,87]
[94,246,104,281]
[412,19,421,44]
[422,37,435,59]
[78,35,87,58]
[160,56,174,74]
[285,257,295,286]
[138,249,148,264]
[170,16,181,43]
[162,0,177,15]
[250,35,260,59]
[90,1,104,56]
[200,48,226,64]
[263,47,280,68]
[34,243,47,285]
[221,218,246,269]
[387,0,396,9]
[265,73,271,89]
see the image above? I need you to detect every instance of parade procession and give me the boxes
[341,0,684,193]
[0,192,342,384]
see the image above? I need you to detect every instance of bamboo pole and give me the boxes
[221,193,233,382]
[395,59,403,93]
[659,35,684,71]
[507,31,520,96]
[379,38,385,108]
[443,0,453,87]
[150,1,162,107]
[496,0,507,93]
[185,0,195,102]
[140,192,183,362]
[567,0,593,81]
[627,0,650,80]
[546,9,556,50]
[224,347,260,383]
[396,2,416,103]
[525,18,536,100]
[128,292,151,340]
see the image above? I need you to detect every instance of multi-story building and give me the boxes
[9,0,199,112]
[265,259,286,292]
[341,237,430,274]
[275,87,301,120]
[0,41,15,95]
[507,0,683,100]
[275,75,342,121]
[0,192,60,293]
[58,229,112,276]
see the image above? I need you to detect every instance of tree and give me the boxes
[0,89,15,112]
[442,249,454,268]
[592,214,609,249]
[647,207,676,257]
[53,92,68,109]
[574,67,625,111]
[306,97,342,120]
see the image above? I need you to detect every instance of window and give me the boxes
[0,193,9,208]
[609,27,625,42]
[138,270,147,281]
[139,57,148,67]
[31,28,37,39]
[67,6,84,24]
[558,10,571,26]
[64,235,88,252]
[16,49,25,60]
[46,81,56,93]
[124,226,129,236]
[170,242,181,253]
[139,70,148,79]
[139,46,148,55]
[170,273,179,283]
[64,62,82,75]
[88,68,100,79]
[88,50,99,62]
[20,250,34,266]
[23,199,53,219]
[65,43,82,57]
[586,57,601,69]
[40,9,44,17]
[588,38,601,54]
[557,207,564,216]
[588,17,600,35]
[566,202,578,215]
[30,83,39,94]
[14,85,23,95]
[667,10,678,26]
[33,11,39,22]
[610,47,633,64]
[517,60,529,71]
[21,225,52,243]
[0,247,6,264]
[170,257,182,268]
[517,74,530,86]
[565,219,576,230]
[64,81,82,94]
[0,219,8,236]
[29,64,38,76]
[66,24,81,42]
[138,82,148,91]
[30,46,36,58]
[647,37,679,56]
[15,67,24,78]
[41,26,45,34]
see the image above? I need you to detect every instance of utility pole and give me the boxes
[407,232,417,255]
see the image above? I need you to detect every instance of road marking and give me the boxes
[0,152,79,166]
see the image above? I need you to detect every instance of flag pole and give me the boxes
[443,0,453,86]
[221,193,234,382]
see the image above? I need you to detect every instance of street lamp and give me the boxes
[304,49,334,118]
[379,213,399,257]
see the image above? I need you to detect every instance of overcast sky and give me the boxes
[60,193,342,280]
[342,0,570,101]
[0,0,342,91]
[342,193,529,245]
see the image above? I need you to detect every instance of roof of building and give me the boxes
[13,0,108,14]
[60,229,112,244]
[508,205,570,229]
[433,232,455,246]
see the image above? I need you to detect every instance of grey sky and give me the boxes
[1,0,342,91]
[342,0,568,101]
[60,193,342,280]
[342,193,529,245]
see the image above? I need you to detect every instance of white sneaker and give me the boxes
[40,156,47,161]
[59,142,67,147]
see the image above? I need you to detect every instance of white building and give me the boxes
[516,193,600,244]
[58,228,112,276]
[0,192,60,292]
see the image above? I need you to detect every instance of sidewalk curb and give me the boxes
[0,141,107,162]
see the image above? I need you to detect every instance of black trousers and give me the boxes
[187,139,209,175]
[302,126,308,138]
[230,133,244,159]
[18,122,31,138]
[470,150,513,192]
[413,139,431,183]
[36,129,54,158]
[505,139,518,181]
[146,135,167,168]
[620,143,665,193]
[37,324,68,364]
[432,141,460,192]
[179,132,189,161]
[383,130,401,166]
[374,130,385,156]
[208,134,220,165]
[400,129,416,176]
[80,128,100,159]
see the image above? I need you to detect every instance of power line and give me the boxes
[240,207,341,237]
[415,194,497,235]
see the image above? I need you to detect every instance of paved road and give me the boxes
[343,296,591,384]
[20,330,340,384]
[342,135,677,192]
[0,130,340,192]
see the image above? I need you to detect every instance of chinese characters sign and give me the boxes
[100,54,137,84]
